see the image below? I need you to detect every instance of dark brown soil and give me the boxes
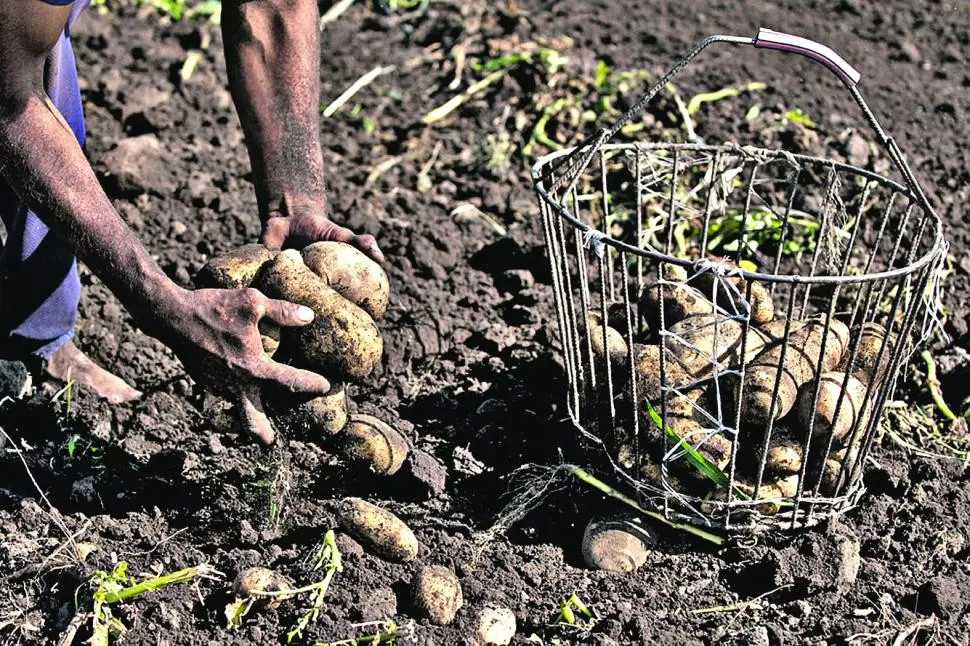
[1,1,969,644]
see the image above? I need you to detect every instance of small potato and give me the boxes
[296,386,350,436]
[586,310,628,368]
[475,605,517,646]
[196,244,278,289]
[337,497,418,563]
[412,565,463,625]
[649,390,734,472]
[773,473,802,498]
[302,242,390,319]
[797,372,870,445]
[838,322,896,385]
[688,257,775,325]
[639,281,715,332]
[338,414,409,475]
[232,567,291,609]
[254,250,383,381]
[259,320,281,357]
[764,435,804,475]
[581,518,651,573]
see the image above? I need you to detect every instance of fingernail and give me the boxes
[297,306,314,322]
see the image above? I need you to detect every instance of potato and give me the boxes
[336,497,418,563]
[338,414,409,475]
[688,256,774,325]
[649,390,733,471]
[632,343,692,402]
[797,371,871,445]
[764,434,805,475]
[773,473,802,498]
[285,385,349,436]
[738,316,850,423]
[816,445,861,496]
[639,282,716,332]
[475,605,517,646]
[302,241,390,319]
[259,320,281,357]
[232,567,291,609]
[581,518,650,573]
[586,310,628,368]
[195,244,277,289]
[667,315,768,375]
[838,322,896,385]
[412,565,463,625]
[254,250,383,381]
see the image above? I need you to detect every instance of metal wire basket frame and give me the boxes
[531,30,947,531]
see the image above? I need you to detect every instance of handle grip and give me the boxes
[754,28,861,88]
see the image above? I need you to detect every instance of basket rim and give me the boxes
[531,142,946,286]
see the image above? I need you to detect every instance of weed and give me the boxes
[554,593,598,631]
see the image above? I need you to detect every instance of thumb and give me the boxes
[262,298,316,329]
[236,389,275,445]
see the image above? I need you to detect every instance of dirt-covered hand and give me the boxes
[261,211,384,264]
[149,287,331,444]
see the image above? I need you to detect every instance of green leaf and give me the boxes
[645,400,749,500]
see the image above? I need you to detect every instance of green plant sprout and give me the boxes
[286,530,344,643]
[83,561,221,646]
[555,593,597,629]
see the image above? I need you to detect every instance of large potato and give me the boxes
[797,371,871,445]
[302,242,390,319]
[254,250,383,381]
[336,497,418,563]
[639,281,715,332]
[738,316,850,423]
[581,519,650,573]
[688,257,774,325]
[838,322,896,385]
[338,414,409,475]
[667,315,768,376]
[196,244,277,289]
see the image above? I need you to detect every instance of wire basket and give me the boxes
[531,30,947,532]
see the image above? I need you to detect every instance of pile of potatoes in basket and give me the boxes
[588,258,896,506]
[196,242,407,475]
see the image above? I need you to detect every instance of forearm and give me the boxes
[0,96,182,327]
[222,0,326,221]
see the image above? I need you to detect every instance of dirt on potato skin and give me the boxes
[1,1,969,645]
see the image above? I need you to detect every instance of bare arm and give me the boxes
[222,0,383,261]
[0,0,329,442]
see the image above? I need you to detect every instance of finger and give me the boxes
[258,360,331,397]
[261,297,316,329]
[260,218,288,250]
[351,233,385,264]
[236,388,275,445]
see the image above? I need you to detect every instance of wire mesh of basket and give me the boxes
[531,30,947,531]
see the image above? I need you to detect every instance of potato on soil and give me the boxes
[581,518,651,573]
[302,241,390,319]
[797,371,871,445]
[336,497,418,563]
[738,316,849,423]
[232,567,291,609]
[838,322,896,385]
[195,244,277,289]
[412,565,463,625]
[254,250,383,381]
[338,414,409,475]
[475,605,517,646]
[586,310,628,368]
[639,281,715,331]
[688,256,775,325]
[284,385,349,436]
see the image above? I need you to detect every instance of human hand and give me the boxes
[261,205,384,264]
[149,287,331,444]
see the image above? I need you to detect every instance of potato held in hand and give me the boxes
[196,244,278,289]
[255,250,383,381]
[303,241,390,319]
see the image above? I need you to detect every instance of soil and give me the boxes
[2,1,969,645]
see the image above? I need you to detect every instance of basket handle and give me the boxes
[544,30,934,217]
[753,28,861,88]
